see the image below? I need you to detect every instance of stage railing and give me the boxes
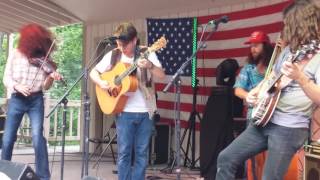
[0,96,82,144]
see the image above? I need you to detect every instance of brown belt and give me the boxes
[12,91,43,97]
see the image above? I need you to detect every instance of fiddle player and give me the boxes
[2,23,62,180]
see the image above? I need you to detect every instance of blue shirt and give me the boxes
[234,64,264,91]
[234,64,265,118]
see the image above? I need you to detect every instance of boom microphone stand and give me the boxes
[46,39,115,180]
[162,15,228,180]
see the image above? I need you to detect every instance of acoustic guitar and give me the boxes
[96,37,167,114]
[250,41,320,126]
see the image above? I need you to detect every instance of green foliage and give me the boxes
[0,34,7,97]
[50,24,83,100]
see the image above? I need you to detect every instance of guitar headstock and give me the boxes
[291,40,320,62]
[149,36,167,52]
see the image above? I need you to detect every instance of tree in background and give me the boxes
[0,33,8,97]
[50,23,83,100]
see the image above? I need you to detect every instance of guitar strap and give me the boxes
[110,48,121,67]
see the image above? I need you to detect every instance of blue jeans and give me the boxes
[216,122,308,180]
[116,112,152,180]
[1,92,50,180]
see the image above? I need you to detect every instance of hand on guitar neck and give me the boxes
[137,58,154,69]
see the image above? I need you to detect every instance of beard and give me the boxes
[248,52,266,65]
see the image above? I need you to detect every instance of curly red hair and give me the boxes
[18,24,55,58]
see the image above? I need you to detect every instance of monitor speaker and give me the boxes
[0,160,39,180]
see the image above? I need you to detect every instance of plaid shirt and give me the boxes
[3,50,48,97]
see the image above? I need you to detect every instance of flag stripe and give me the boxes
[201,12,283,32]
[157,100,206,115]
[199,22,283,41]
[198,47,250,59]
[159,117,201,131]
[196,57,247,68]
[197,1,291,25]
[157,92,208,106]
[155,83,212,96]
[203,32,280,50]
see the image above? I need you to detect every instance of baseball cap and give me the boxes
[244,31,270,44]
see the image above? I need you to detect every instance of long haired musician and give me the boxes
[90,22,165,180]
[233,31,275,180]
[234,31,274,118]
[2,24,63,180]
[216,1,320,180]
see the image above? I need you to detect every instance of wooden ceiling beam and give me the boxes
[30,0,82,22]
[0,19,23,31]
[0,5,51,27]
[0,25,13,33]
[12,0,73,24]
[0,0,59,26]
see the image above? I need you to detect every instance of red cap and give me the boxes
[244,31,270,44]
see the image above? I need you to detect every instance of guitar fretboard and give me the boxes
[114,50,151,85]
[264,49,308,91]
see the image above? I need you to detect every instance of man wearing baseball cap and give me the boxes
[234,31,274,180]
[244,31,271,44]
[235,30,273,119]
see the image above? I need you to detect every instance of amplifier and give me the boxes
[304,143,320,180]
[149,123,171,165]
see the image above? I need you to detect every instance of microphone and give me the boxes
[208,15,229,25]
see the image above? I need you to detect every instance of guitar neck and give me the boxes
[265,73,283,91]
[264,49,305,91]
[114,49,151,85]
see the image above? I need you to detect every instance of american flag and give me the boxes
[147,18,194,76]
[147,1,291,130]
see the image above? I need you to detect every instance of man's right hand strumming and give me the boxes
[245,87,259,106]
[98,80,120,97]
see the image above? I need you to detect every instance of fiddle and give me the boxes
[30,57,67,87]
[29,57,57,73]
[28,39,67,88]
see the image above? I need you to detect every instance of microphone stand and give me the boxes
[46,40,115,180]
[162,22,222,180]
